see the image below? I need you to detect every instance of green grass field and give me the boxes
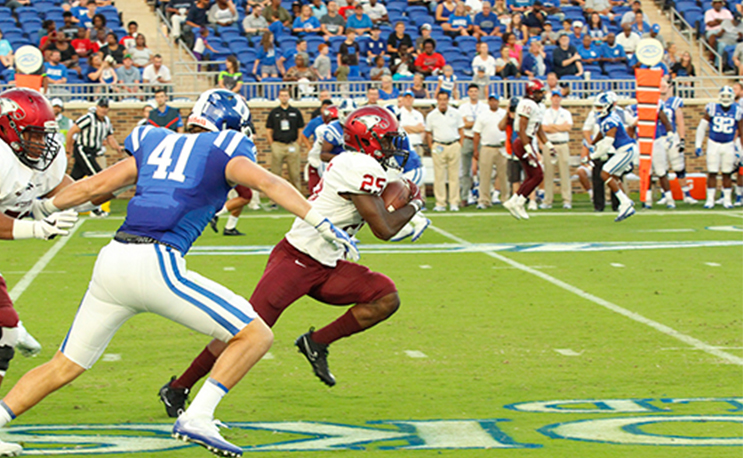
[1,198,741,457]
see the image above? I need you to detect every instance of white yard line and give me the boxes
[429,224,743,366]
[9,219,85,303]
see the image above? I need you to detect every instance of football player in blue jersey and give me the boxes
[659,78,697,205]
[695,85,743,209]
[0,89,358,458]
[590,91,638,222]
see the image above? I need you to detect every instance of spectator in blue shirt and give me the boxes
[378,74,400,100]
[585,12,608,42]
[474,2,501,39]
[600,33,627,64]
[346,4,373,34]
[569,20,585,48]
[521,39,546,77]
[366,25,386,63]
[292,4,322,37]
[509,0,534,13]
[268,11,284,40]
[45,50,69,84]
[630,11,650,35]
[443,2,472,38]
[577,35,601,65]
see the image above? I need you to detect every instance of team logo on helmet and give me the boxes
[355,114,388,131]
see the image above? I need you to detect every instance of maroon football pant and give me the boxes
[512,138,544,197]
[307,166,321,195]
[250,238,397,327]
[0,276,19,328]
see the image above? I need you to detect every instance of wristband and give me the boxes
[410,200,424,212]
[43,198,60,215]
[303,208,325,228]
[12,220,36,240]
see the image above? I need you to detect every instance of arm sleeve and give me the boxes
[696,118,708,150]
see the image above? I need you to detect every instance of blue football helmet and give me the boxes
[187,89,252,136]
[594,91,616,118]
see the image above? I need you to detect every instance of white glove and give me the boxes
[30,198,59,220]
[0,98,19,116]
[12,211,78,240]
[409,213,431,242]
[314,218,360,262]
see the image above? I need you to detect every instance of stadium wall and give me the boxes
[63,99,714,196]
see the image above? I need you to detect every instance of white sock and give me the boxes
[737,185,743,197]
[0,401,15,427]
[216,206,229,217]
[682,185,691,196]
[645,189,653,204]
[615,189,631,205]
[723,188,733,203]
[225,215,239,230]
[664,190,674,202]
[588,189,593,199]
[185,378,228,419]
[707,188,716,202]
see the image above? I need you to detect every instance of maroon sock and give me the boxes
[171,347,217,390]
[311,310,363,345]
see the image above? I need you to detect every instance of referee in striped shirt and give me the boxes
[66,98,124,180]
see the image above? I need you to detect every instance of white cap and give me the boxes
[50,97,63,108]
[145,99,157,109]
[572,20,583,28]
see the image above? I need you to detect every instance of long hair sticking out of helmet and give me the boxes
[0,88,59,171]
[187,89,252,136]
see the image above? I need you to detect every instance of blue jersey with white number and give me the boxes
[706,102,742,144]
[599,110,635,151]
[664,96,683,133]
[120,126,257,254]
[322,120,345,156]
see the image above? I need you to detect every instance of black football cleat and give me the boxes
[223,228,245,236]
[209,216,219,233]
[295,329,336,387]
[159,376,189,418]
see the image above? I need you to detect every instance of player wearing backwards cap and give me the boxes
[502,79,556,220]
[590,91,638,222]
[0,89,357,458]
[159,106,427,419]
[695,85,743,209]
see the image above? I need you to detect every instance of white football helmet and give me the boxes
[594,91,616,118]
[719,86,735,108]
[338,99,358,122]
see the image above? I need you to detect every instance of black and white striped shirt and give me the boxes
[74,110,114,150]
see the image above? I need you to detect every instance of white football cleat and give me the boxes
[657,195,669,205]
[735,195,743,207]
[715,196,724,205]
[683,196,698,204]
[502,196,521,220]
[615,201,635,222]
[432,206,446,212]
[666,201,676,209]
[703,201,715,209]
[723,202,734,209]
[563,203,572,209]
[0,439,21,456]
[527,200,538,211]
[15,322,41,358]
[173,415,242,457]
[449,205,459,212]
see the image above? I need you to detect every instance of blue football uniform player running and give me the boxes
[0,89,357,458]
[590,91,638,222]
[695,85,743,209]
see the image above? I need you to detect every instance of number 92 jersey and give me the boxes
[286,152,386,267]
[706,102,742,144]
[119,126,256,254]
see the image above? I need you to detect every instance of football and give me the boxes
[381,180,411,212]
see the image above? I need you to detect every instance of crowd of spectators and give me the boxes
[155,0,700,98]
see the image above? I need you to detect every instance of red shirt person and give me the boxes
[414,39,446,77]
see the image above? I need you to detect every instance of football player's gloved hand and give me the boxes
[12,210,78,240]
[315,218,360,262]
[404,178,424,212]
[664,135,674,151]
[678,138,685,153]
[409,213,430,242]
[695,148,703,157]
[30,198,59,220]
[0,98,19,116]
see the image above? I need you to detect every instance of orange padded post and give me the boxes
[634,68,663,202]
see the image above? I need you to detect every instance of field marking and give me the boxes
[636,228,696,233]
[661,346,743,350]
[610,263,625,268]
[9,219,85,302]
[554,349,583,356]
[102,354,121,362]
[705,262,721,267]
[428,225,743,366]
[404,350,428,358]
[262,352,275,360]
[492,265,555,270]
[223,266,236,271]
[419,265,432,269]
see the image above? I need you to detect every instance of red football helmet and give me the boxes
[343,105,402,166]
[0,88,59,171]
[525,79,545,97]
[322,105,339,124]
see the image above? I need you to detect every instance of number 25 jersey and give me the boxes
[706,103,742,144]
[286,152,386,267]
[119,126,256,254]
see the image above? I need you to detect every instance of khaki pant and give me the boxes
[542,142,571,206]
[460,137,476,202]
[432,142,461,208]
[270,141,301,190]
[478,145,509,207]
[413,144,426,199]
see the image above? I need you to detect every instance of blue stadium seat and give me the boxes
[603,63,629,74]
[304,35,324,53]
[455,36,477,50]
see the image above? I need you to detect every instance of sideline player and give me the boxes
[502,80,556,220]
[0,89,80,391]
[0,89,357,457]
[158,106,428,417]
[590,91,638,222]
[695,86,743,209]
[306,105,341,192]
[659,78,697,205]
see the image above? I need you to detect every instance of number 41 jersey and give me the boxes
[120,126,256,254]
[706,103,743,144]
[286,152,386,267]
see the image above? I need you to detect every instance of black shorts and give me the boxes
[508,158,523,184]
